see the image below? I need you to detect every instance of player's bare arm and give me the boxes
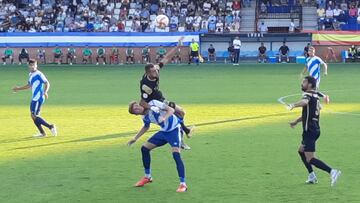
[288,98,309,110]
[12,84,31,92]
[128,126,150,146]
[322,63,328,76]
[44,81,50,99]
[289,116,302,128]
[159,104,175,123]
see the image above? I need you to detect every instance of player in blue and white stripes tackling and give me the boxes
[127,100,188,192]
[302,46,330,103]
[12,59,57,138]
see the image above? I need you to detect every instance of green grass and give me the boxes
[0,64,360,202]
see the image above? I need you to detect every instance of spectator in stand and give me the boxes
[259,21,268,33]
[232,0,241,17]
[232,36,241,65]
[18,48,30,65]
[208,13,217,33]
[337,10,348,26]
[289,19,295,32]
[349,5,357,18]
[258,42,267,63]
[278,41,289,63]
[340,0,348,11]
[260,2,267,14]
[207,44,216,62]
[325,6,334,29]
[333,5,342,20]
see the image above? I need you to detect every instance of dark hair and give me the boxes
[145,63,154,72]
[29,59,37,64]
[305,76,317,89]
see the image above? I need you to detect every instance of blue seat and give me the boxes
[201,51,208,58]
[266,50,274,57]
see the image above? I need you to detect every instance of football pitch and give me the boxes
[0,63,359,202]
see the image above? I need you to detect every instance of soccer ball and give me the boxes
[155,15,169,29]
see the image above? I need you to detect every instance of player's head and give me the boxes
[261,42,264,46]
[28,59,38,72]
[302,76,317,91]
[283,41,286,45]
[192,38,195,43]
[128,101,145,115]
[308,46,315,57]
[145,63,159,79]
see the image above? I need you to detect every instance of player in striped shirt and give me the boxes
[301,46,329,103]
[127,100,188,192]
[12,59,57,138]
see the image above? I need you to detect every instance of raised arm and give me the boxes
[288,98,309,110]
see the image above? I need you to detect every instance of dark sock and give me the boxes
[35,117,52,129]
[141,146,151,176]
[310,158,332,174]
[298,152,313,173]
[173,152,185,183]
[34,119,45,134]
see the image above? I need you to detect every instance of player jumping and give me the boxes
[12,59,57,138]
[128,100,188,192]
[288,76,341,186]
[140,62,194,150]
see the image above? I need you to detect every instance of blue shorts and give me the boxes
[148,127,182,148]
[30,99,44,116]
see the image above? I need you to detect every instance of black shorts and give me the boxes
[301,129,320,152]
[191,51,199,57]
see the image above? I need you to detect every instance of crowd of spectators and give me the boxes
[317,0,360,30]
[0,0,247,33]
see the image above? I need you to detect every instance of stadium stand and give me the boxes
[256,0,302,33]
[0,0,245,33]
[316,0,360,31]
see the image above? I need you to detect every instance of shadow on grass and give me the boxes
[8,112,294,151]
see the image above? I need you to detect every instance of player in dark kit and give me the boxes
[140,63,194,150]
[288,76,341,186]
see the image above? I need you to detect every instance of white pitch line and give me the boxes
[278,91,360,117]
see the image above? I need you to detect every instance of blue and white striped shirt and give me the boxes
[142,100,180,132]
[28,70,48,101]
[306,56,325,81]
